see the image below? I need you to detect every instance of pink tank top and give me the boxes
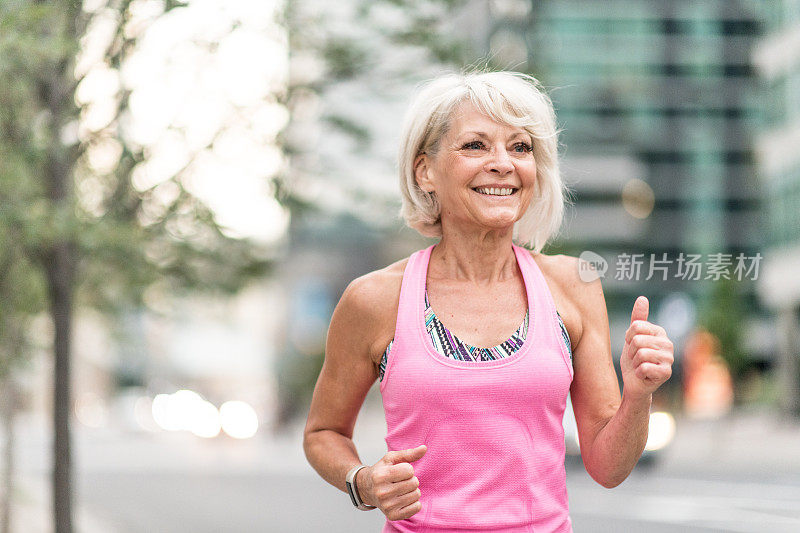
[380,244,574,533]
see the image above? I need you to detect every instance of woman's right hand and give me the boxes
[357,445,427,521]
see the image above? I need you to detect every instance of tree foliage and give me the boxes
[699,278,751,382]
[279,0,472,223]
[2,0,272,313]
[1,1,278,530]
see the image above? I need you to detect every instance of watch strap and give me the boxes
[345,465,376,510]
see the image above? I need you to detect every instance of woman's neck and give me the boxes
[431,226,519,284]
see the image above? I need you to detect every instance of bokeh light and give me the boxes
[621,178,655,219]
[645,412,677,452]
[219,400,259,439]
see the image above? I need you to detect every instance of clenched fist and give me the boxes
[620,296,674,401]
[357,445,427,521]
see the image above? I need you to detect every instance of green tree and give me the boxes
[0,2,273,530]
[699,278,751,384]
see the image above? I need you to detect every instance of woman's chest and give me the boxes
[425,278,528,348]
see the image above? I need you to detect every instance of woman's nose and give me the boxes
[486,147,514,174]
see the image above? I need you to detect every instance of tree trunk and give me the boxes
[43,91,77,533]
[35,4,84,531]
[46,242,75,533]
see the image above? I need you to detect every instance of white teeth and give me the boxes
[476,187,514,196]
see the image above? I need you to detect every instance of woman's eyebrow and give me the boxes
[458,131,489,140]
[457,131,529,140]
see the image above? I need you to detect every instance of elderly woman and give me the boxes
[303,70,674,532]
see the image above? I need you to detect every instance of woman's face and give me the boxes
[416,102,537,235]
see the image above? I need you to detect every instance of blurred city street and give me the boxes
[10,403,800,533]
[3,1,800,532]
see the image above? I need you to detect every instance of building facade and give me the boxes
[488,0,772,367]
[753,0,800,413]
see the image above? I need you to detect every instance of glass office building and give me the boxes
[487,0,771,361]
[753,0,800,413]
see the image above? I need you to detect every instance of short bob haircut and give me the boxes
[398,70,567,253]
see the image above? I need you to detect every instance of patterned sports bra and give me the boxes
[379,288,573,381]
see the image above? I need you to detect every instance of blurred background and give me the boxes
[1,0,800,531]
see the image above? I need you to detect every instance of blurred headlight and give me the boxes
[645,411,676,451]
[190,400,222,439]
[220,400,259,439]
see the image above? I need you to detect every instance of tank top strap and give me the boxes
[512,243,553,315]
[392,244,435,346]
[513,243,574,377]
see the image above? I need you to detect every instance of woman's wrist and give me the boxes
[345,464,376,510]
[354,464,374,506]
[620,389,653,412]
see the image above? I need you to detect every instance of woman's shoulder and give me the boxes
[336,256,410,360]
[341,258,408,311]
[528,248,602,285]
[527,250,587,294]
[526,250,605,350]
[529,250,580,280]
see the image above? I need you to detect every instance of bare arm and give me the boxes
[303,274,386,492]
[568,269,673,488]
[303,265,424,520]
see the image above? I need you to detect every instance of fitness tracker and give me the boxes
[345,465,376,510]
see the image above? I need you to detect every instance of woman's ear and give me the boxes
[414,153,435,193]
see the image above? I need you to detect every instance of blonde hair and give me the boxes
[398,70,567,252]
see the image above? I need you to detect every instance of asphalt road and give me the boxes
[77,457,800,533]
[13,409,800,533]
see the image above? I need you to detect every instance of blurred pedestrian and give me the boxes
[303,70,674,532]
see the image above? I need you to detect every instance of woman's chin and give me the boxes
[445,208,523,234]
[478,209,522,229]
[471,216,520,234]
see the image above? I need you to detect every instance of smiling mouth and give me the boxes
[472,187,517,196]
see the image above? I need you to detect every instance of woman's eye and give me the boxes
[513,142,533,153]
[462,141,485,150]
